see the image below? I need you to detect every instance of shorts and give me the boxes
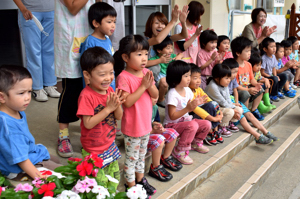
[147,128,179,152]
[230,96,250,125]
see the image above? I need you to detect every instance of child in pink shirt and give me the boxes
[217,35,233,61]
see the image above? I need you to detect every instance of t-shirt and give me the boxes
[228,78,239,95]
[282,55,290,65]
[163,87,194,126]
[21,0,54,12]
[77,86,116,154]
[117,68,153,137]
[254,71,263,82]
[191,88,212,119]
[197,48,218,76]
[0,111,50,176]
[290,50,299,61]
[149,54,177,75]
[261,54,277,76]
[220,51,234,61]
[236,61,254,88]
[276,58,284,70]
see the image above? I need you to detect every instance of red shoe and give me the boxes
[214,130,224,143]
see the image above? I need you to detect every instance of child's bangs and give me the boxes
[130,35,149,52]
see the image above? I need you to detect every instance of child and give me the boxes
[287,36,300,87]
[0,65,62,181]
[197,30,223,89]
[249,52,276,111]
[80,2,117,89]
[174,1,204,63]
[149,36,183,106]
[164,60,211,165]
[231,36,266,121]
[54,0,96,158]
[76,47,123,188]
[260,37,295,99]
[222,59,278,144]
[114,35,158,197]
[217,35,233,61]
[148,98,182,182]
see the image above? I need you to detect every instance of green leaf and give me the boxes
[86,191,95,199]
[54,188,65,195]
[64,175,77,185]
[54,165,77,173]
[47,175,59,182]
[0,177,5,185]
[107,184,115,194]
[114,192,128,199]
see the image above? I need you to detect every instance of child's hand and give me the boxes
[175,53,184,60]
[264,79,270,89]
[276,76,280,81]
[248,87,258,95]
[160,54,172,64]
[194,26,202,37]
[106,92,120,112]
[171,5,180,23]
[215,52,224,64]
[186,96,203,111]
[141,71,154,89]
[254,83,262,90]
[286,60,295,68]
[152,122,165,134]
[202,95,209,103]
[210,52,217,61]
[234,102,242,107]
[233,109,241,120]
[214,112,223,122]
[179,5,189,24]
[115,88,126,105]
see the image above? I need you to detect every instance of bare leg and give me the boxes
[152,141,164,167]
[158,78,168,102]
[251,93,263,112]
[295,68,300,82]
[126,180,135,188]
[244,98,249,108]
[163,139,176,159]
[136,172,144,183]
[59,123,69,130]
[239,117,261,139]
[244,112,268,134]
[284,81,290,91]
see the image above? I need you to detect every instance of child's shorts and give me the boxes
[147,128,179,152]
[155,72,167,85]
[230,96,250,125]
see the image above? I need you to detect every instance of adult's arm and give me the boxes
[13,0,33,20]
[63,0,89,16]
[241,23,258,48]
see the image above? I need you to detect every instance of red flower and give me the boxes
[37,182,56,197]
[68,157,82,162]
[76,161,93,176]
[91,154,103,168]
[40,170,53,176]
[0,187,2,196]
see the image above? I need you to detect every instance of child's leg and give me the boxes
[244,112,268,134]
[237,90,251,105]
[162,129,179,159]
[277,73,288,91]
[294,68,300,82]
[251,92,263,112]
[239,117,261,139]
[158,77,168,102]
[219,108,234,126]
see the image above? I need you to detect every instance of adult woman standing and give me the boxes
[242,8,277,49]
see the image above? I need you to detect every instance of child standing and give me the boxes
[174,1,204,63]
[197,30,223,89]
[76,47,123,188]
[164,60,211,165]
[114,35,158,197]
[0,65,62,181]
[217,35,233,61]
[54,0,96,158]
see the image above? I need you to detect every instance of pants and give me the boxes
[164,119,211,151]
[220,107,243,126]
[147,128,179,152]
[281,70,294,82]
[194,101,220,129]
[266,74,287,96]
[124,134,150,183]
[18,11,57,90]
[238,88,264,104]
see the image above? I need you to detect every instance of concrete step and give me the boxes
[184,101,300,199]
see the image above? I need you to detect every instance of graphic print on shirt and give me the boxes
[93,104,116,140]
[238,72,250,87]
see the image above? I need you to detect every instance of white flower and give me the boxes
[92,185,110,199]
[56,190,81,199]
[105,175,119,184]
[127,185,147,199]
[42,197,55,199]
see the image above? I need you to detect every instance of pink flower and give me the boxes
[74,180,91,193]
[14,184,23,192]
[32,177,43,188]
[92,169,98,177]
[83,177,97,187]
[22,183,33,192]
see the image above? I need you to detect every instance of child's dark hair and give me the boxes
[187,1,204,25]
[190,63,201,74]
[200,30,218,49]
[113,35,149,77]
[0,65,32,95]
[287,36,298,45]
[281,40,292,48]
[207,64,231,86]
[80,47,114,74]
[144,12,168,38]
[248,52,262,67]
[153,36,173,54]
[230,36,252,59]
[261,37,275,49]
[217,35,230,49]
[222,58,239,69]
[88,2,117,29]
[276,42,284,53]
[166,60,191,88]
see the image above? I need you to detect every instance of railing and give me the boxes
[289,3,300,42]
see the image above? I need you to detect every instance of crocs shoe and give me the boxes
[251,109,264,121]
[270,95,279,102]
[283,90,296,98]
[191,142,209,154]
[172,148,193,165]
[277,92,285,99]
[57,138,73,158]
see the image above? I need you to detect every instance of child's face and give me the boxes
[252,62,262,73]
[178,71,191,88]
[124,50,148,71]
[218,39,230,52]
[292,40,299,52]
[158,44,173,57]
[275,47,284,59]
[284,46,292,57]
[152,17,166,37]
[95,15,116,37]
[230,68,239,80]
[189,72,201,90]
[237,46,251,61]
[0,78,32,114]
[204,40,217,52]
[86,62,114,94]
[264,42,276,56]
[219,76,231,87]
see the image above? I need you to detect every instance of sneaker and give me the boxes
[149,164,173,182]
[277,92,285,99]
[227,122,239,133]
[265,132,279,141]
[116,128,122,136]
[32,89,48,102]
[136,177,156,196]
[283,90,296,98]
[270,95,279,102]
[161,155,182,171]
[191,142,209,153]
[290,83,298,89]
[171,148,193,165]
[214,130,224,143]
[294,80,300,87]
[255,134,273,145]
[57,138,73,158]
[251,109,264,121]
[204,132,218,145]
[44,86,61,98]
[219,126,232,138]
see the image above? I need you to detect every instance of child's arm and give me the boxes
[146,55,172,67]
[18,159,44,179]
[174,53,184,60]
[13,0,33,20]
[199,52,217,70]
[169,5,189,42]
[168,96,202,120]
[183,26,202,50]
[114,89,125,120]
[233,88,240,106]
[63,0,89,16]
[260,69,271,77]
[277,60,294,73]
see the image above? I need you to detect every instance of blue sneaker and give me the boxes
[290,89,297,94]
[283,90,296,98]
[277,92,285,99]
[270,95,279,102]
[252,109,265,121]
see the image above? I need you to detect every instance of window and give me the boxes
[257,0,274,12]
[229,0,241,10]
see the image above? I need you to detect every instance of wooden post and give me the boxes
[289,3,295,37]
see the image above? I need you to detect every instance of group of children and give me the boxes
[0,1,299,198]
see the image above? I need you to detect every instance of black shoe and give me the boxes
[161,155,183,171]
[136,177,157,196]
[149,164,173,182]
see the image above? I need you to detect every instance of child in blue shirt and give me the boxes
[0,65,61,181]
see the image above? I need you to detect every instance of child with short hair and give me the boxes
[287,36,300,86]
[114,35,158,197]
[217,35,233,61]
[231,36,266,121]
[76,47,123,188]
[0,65,62,181]
[222,59,278,144]
[149,36,183,106]
[197,30,223,89]
[164,60,210,165]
